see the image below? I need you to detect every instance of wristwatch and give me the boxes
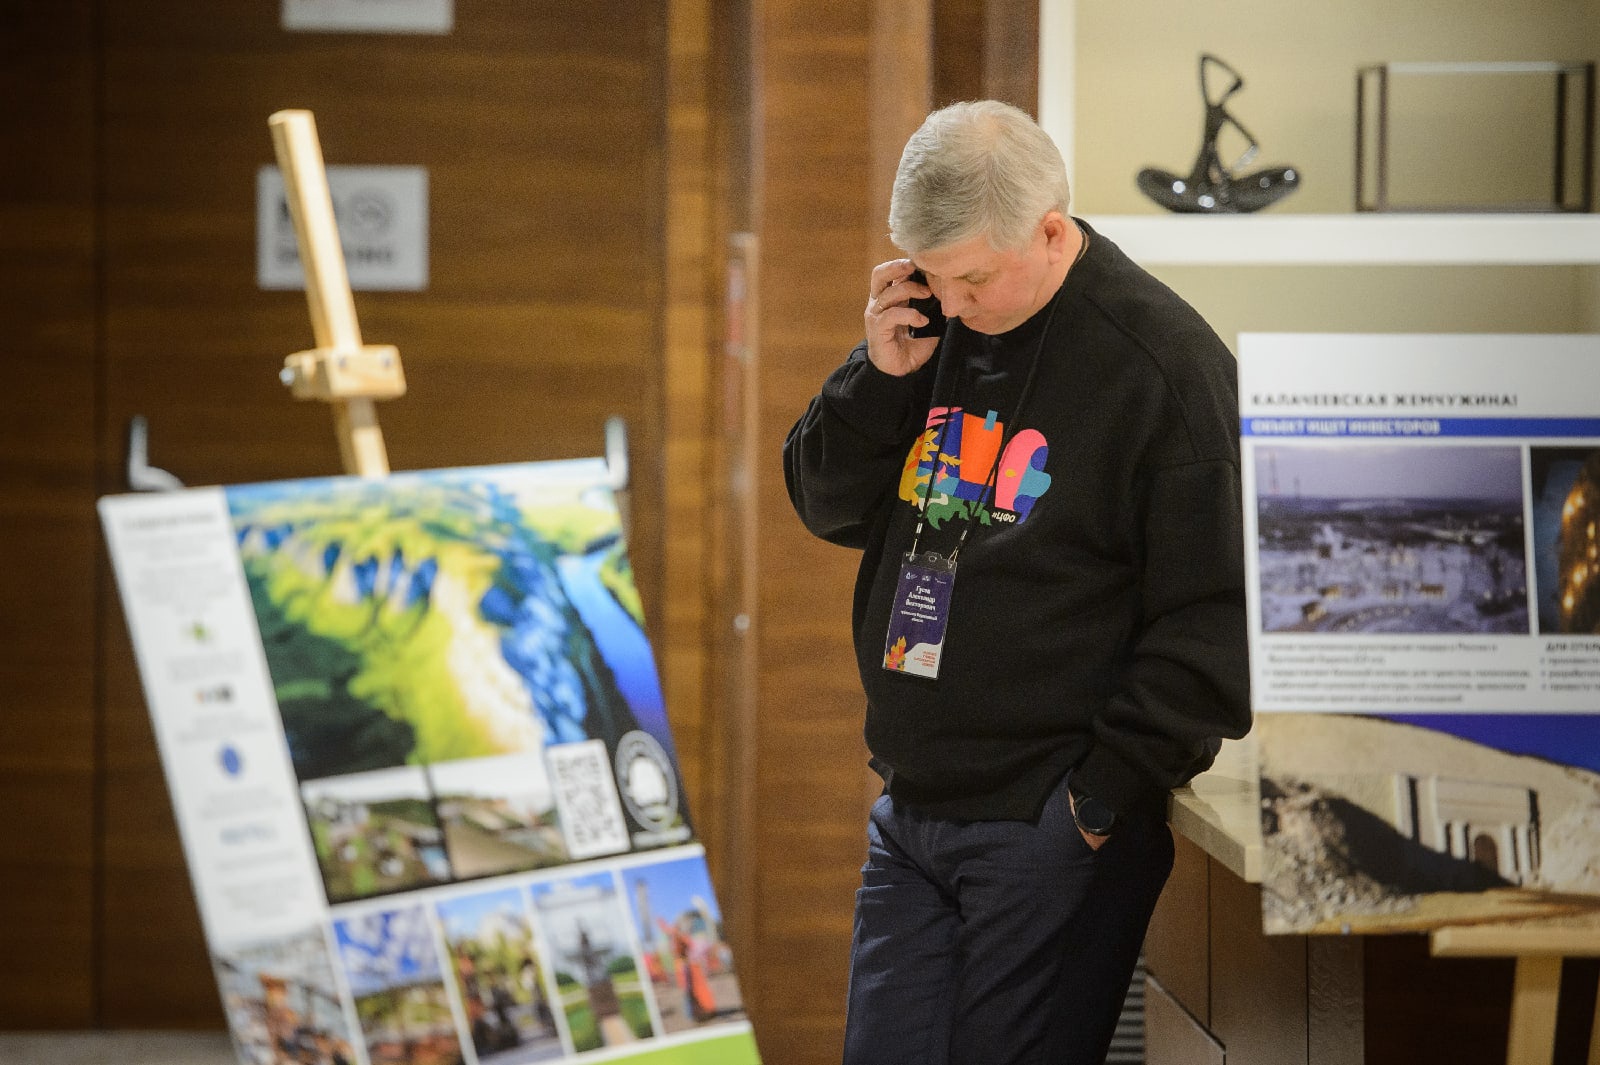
[1069,781,1116,836]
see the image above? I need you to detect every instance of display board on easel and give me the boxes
[99,111,760,1065]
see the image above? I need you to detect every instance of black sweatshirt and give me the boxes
[783,220,1251,822]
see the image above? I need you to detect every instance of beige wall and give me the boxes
[1147,264,1593,355]
[1073,0,1600,349]
[1587,267,1600,331]
[1074,0,1598,215]
[1584,17,1600,332]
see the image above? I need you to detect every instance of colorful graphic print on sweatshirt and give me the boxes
[898,406,1051,528]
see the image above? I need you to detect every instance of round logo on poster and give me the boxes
[615,730,679,831]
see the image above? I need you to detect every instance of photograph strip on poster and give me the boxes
[1240,333,1600,714]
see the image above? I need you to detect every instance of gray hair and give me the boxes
[888,100,1071,255]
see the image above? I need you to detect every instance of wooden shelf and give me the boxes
[1082,213,1600,266]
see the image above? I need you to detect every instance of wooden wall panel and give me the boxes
[1307,937,1363,1065]
[933,0,986,107]
[981,0,1039,116]
[0,0,100,1028]
[1145,976,1225,1065]
[869,0,934,266]
[663,0,716,881]
[1363,936,1513,1065]
[1144,832,1212,1027]
[932,0,1038,115]
[702,0,759,976]
[89,0,670,1026]
[1208,861,1309,1065]
[749,3,876,1061]
[747,2,930,1062]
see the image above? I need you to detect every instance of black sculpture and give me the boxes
[1137,54,1300,213]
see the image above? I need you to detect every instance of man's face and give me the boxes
[909,213,1064,336]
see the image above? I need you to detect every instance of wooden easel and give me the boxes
[1431,924,1600,1065]
[268,108,405,477]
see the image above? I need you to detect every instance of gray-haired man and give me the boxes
[784,100,1251,1063]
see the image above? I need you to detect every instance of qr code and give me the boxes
[546,740,630,860]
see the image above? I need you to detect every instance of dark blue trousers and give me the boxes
[842,772,1174,1065]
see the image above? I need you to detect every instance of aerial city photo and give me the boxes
[1254,444,1530,634]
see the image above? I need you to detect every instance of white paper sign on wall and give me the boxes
[257,165,429,292]
[281,0,453,34]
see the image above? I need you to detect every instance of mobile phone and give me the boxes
[906,269,946,339]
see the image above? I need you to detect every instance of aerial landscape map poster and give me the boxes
[101,459,757,1065]
[1239,334,1600,934]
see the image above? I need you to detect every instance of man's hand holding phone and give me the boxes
[864,259,944,377]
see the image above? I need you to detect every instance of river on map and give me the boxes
[555,550,676,760]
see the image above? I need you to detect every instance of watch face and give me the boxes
[1075,795,1115,835]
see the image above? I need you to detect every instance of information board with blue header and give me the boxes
[1239,334,1600,935]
